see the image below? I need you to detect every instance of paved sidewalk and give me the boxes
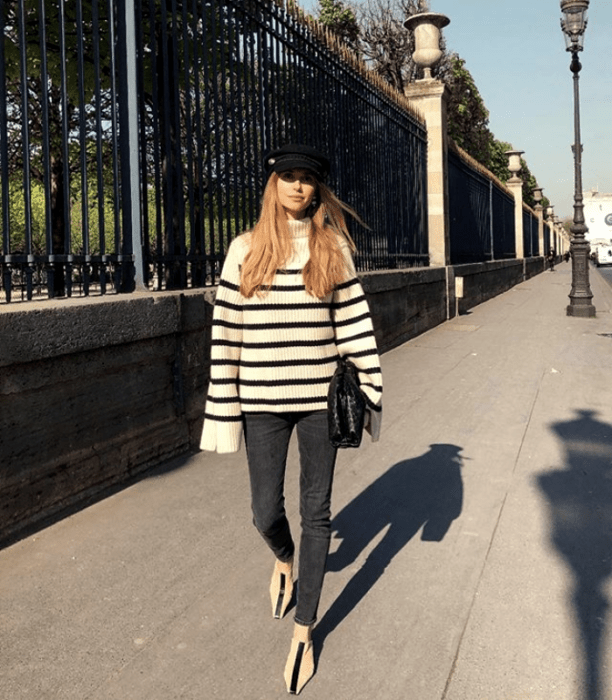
[3,262,612,700]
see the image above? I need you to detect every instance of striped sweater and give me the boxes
[200,218,383,453]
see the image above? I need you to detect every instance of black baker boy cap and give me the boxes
[264,144,330,181]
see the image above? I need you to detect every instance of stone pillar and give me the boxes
[532,186,544,257]
[404,80,450,267]
[545,206,554,257]
[535,207,544,257]
[505,150,524,259]
[554,217,563,255]
[507,180,524,259]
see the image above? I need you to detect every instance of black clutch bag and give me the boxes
[327,357,366,448]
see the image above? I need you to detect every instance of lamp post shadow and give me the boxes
[538,409,612,700]
[315,444,465,651]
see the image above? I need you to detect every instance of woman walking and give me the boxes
[201,144,382,694]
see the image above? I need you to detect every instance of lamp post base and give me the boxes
[566,302,596,317]
[566,236,595,317]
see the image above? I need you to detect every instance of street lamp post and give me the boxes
[560,0,595,317]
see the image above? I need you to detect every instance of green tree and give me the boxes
[2,0,116,293]
[316,0,440,91]
[443,57,547,208]
[137,2,271,286]
[317,5,548,209]
[316,0,360,50]
[486,138,512,183]
[2,0,251,292]
[445,56,492,166]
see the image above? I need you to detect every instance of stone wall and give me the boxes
[525,257,547,279]
[0,291,213,545]
[0,260,539,545]
[454,258,545,314]
[361,266,449,353]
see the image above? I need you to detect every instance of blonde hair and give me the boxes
[240,173,364,299]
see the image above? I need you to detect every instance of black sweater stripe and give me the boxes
[216,298,363,316]
[242,320,335,330]
[356,366,382,375]
[333,311,371,328]
[243,301,332,312]
[213,319,333,331]
[337,329,376,345]
[239,355,337,368]
[204,412,243,422]
[241,338,332,349]
[212,339,243,348]
[215,298,243,312]
[210,356,337,368]
[332,294,366,310]
[264,283,306,291]
[360,382,383,392]
[238,376,331,387]
[346,348,379,359]
[219,279,240,292]
[241,395,326,406]
[219,272,305,292]
[207,396,242,404]
[335,277,360,291]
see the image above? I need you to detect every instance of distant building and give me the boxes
[584,190,612,243]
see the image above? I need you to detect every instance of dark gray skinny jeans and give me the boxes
[244,410,337,626]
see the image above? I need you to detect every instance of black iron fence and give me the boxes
[1,0,140,302]
[543,220,561,255]
[522,206,540,257]
[544,221,552,254]
[0,0,428,304]
[448,145,516,264]
[491,182,516,260]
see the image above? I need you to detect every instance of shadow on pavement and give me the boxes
[315,444,465,651]
[538,409,612,700]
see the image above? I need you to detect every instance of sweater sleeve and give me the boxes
[200,237,245,453]
[332,244,383,411]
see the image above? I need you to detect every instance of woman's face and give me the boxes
[276,168,317,220]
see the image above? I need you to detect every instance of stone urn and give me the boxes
[404,12,450,79]
[532,185,544,205]
[505,149,524,183]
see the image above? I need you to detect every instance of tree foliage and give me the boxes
[1,0,118,291]
[316,1,546,208]
[444,57,547,208]
[318,0,438,91]
[2,0,253,291]
[445,56,492,166]
[316,0,360,50]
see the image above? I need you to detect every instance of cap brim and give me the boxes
[268,155,327,180]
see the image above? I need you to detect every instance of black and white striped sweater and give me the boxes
[200,218,383,453]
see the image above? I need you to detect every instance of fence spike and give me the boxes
[449,140,512,195]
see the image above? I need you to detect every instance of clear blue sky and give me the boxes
[298,0,612,218]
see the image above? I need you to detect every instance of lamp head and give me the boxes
[560,0,589,52]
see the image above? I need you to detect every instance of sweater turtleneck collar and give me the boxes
[286,217,312,239]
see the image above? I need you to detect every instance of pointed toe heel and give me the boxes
[284,624,314,695]
[270,558,294,619]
